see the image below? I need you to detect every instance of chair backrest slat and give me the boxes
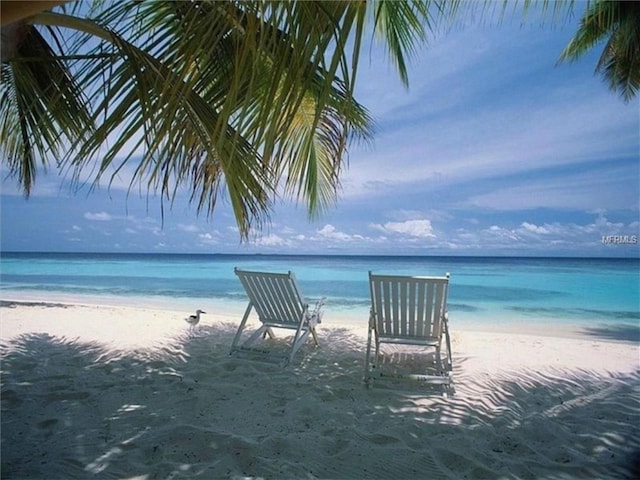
[407,280,416,336]
[369,272,449,340]
[235,269,305,324]
[424,281,434,337]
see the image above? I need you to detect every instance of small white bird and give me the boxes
[185,309,206,336]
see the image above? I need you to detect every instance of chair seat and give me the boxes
[378,335,440,346]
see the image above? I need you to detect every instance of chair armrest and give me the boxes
[314,296,327,310]
[306,297,327,324]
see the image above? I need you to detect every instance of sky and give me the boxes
[1,4,639,257]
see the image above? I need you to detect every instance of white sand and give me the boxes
[1,300,638,479]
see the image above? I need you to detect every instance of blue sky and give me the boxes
[1,6,639,257]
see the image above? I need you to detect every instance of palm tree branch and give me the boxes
[558,0,620,62]
[29,10,272,236]
[0,20,93,194]
[558,1,640,101]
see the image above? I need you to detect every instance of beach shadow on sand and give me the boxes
[1,325,639,479]
[581,323,640,344]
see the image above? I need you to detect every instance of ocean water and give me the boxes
[1,253,638,337]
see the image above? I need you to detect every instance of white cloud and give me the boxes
[516,214,638,242]
[253,233,291,247]
[484,225,520,241]
[317,224,355,241]
[84,211,113,221]
[198,232,219,245]
[178,223,199,233]
[441,212,640,254]
[370,219,435,238]
[520,222,550,235]
[593,211,624,229]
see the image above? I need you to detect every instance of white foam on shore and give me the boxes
[1,301,638,479]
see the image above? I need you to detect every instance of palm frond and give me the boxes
[0,20,92,194]
[558,0,640,102]
[595,2,640,101]
[80,1,375,229]
[558,0,617,61]
[372,0,431,86]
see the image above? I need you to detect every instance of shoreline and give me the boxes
[1,290,638,343]
[1,300,638,478]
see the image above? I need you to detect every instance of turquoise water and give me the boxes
[1,253,638,336]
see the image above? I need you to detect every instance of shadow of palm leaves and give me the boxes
[581,323,640,343]
[1,326,638,479]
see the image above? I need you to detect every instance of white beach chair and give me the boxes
[365,272,452,387]
[231,268,326,366]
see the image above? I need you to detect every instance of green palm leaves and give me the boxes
[0,0,431,237]
[559,0,640,102]
[0,19,92,196]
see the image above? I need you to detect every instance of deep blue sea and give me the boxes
[1,253,638,337]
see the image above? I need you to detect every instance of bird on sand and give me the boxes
[185,309,206,336]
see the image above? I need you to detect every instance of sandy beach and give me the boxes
[1,300,638,479]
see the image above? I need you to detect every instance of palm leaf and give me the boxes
[558,0,640,102]
[372,0,431,86]
[0,21,93,194]
[77,1,375,229]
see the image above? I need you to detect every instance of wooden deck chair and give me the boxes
[365,272,452,387]
[231,268,326,366]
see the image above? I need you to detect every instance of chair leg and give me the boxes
[444,328,453,373]
[365,333,381,386]
[231,303,253,354]
[435,345,443,375]
[288,328,313,365]
[364,321,374,385]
